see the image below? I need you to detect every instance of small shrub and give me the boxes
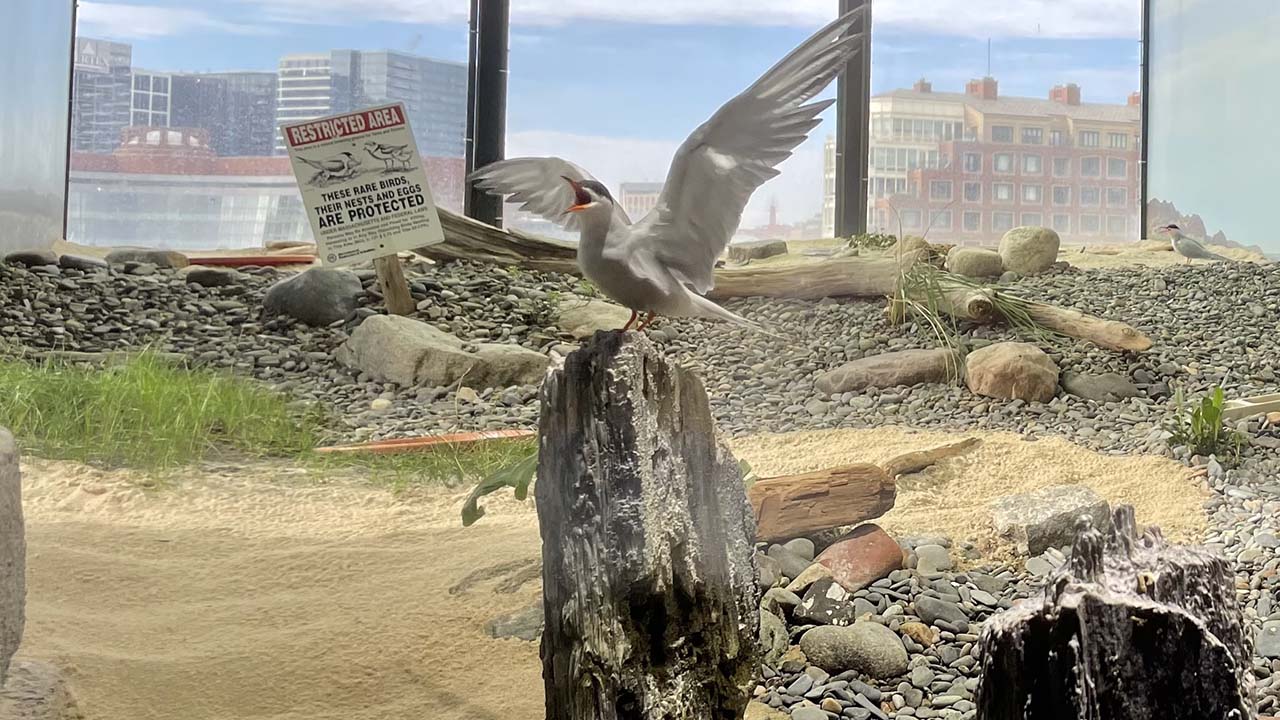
[1167,386,1244,462]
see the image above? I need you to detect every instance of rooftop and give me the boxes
[875,88,1139,124]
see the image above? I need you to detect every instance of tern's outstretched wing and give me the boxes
[468,157,632,231]
[630,9,865,293]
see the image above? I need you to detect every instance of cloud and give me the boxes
[78,3,270,39]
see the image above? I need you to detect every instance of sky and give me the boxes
[75,0,1144,230]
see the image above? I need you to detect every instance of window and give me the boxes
[1053,158,1070,177]
[1081,157,1102,177]
[1022,154,1042,174]
[1049,130,1067,147]
[1107,215,1127,235]
[992,212,1015,233]
[901,209,923,229]
[1108,132,1128,149]
[1022,184,1043,203]
[1107,187,1127,207]
[153,76,169,93]
[993,182,1014,202]
[963,153,982,172]
[1021,212,1042,226]
[1052,186,1071,205]
[963,211,981,232]
[1052,214,1071,233]
[1107,158,1127,178]
[1021,127,1043,145]
[994,153,1014,173]
[992,125,1014,142]
[930,180,953,200]
[1080,187,1101,206]
[963,182,982,202]
[133,95,147,110]
[1080,214,1101,234]
[1079,131,1100,147]
[932,210,952,230]
[134,75,149,91]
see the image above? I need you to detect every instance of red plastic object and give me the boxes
[188,255,316,267]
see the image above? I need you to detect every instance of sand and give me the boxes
[15,427,1207,719]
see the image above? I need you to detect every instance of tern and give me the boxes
[469,10,865,332]
[1159,223,1230,264]
[298,152,361,185]
[364,142,413,172]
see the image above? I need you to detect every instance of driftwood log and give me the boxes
[535,331,760,720]
[977,505,1254,720]
[748,464,895,544]
[1024,301,1154,352]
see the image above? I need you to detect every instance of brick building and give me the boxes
[862,77,1141,245]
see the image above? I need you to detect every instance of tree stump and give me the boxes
[536,332,760,720]
[976,505,1254,720]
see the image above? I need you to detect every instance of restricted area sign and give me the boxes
[282,102,445,267]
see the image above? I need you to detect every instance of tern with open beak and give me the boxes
[468,9,866,333]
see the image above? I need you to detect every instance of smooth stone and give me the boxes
[800,622,909,679]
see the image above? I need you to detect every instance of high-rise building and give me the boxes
[274,50,467,157]
[171,72,278,156]
[619,182,664,220]
[130,70,171,128]
[72,38,133,153]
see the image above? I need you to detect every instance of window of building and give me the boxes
[963,182,981,202]
[963,211,981,232]
[1022,154,1042,174]
[901,209,923,229]
[134,75,149,91]
[1049,130,1067,147]
[154,76,169,93]
[1021,127,1044,145]
[1106,187,1127,207]
[1021,212,1042,226]
[1108,132,1128,149]
[1022,184,1043,203]
[1081,157,1102,177]
[1080,214,1101,234]
[993,182,1014,202]
[1080,187,1101,206]
[133,95,147,110]
[992,125,1014,142]
[963,153,982,172]
[1107,215,1127,235]
[1107,158,1127,178]
[992,212,1015,233]
[1052,186,1071,205]
[1053,157,1070,177]
[932,210,952,230]
[929,180,952,201]
[1051,214,1071,233]
[994,153,1014,173]
[1079,130,1100,147]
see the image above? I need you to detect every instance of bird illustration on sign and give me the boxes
[364,142,416,172]
[296,152,362,187]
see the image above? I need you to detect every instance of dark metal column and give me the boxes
[834,0,871,239]
[1138,0,1151,238]
[464,0,509,227]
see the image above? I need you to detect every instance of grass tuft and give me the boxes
[1167,386,1245,463]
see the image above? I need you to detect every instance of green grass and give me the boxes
[313,437,538,495]
[1167,386,1245,463]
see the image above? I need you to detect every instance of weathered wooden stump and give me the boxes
[977,505,1253,720]
[536,332,760,720]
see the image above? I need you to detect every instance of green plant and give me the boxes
[1167,386,1245,462]
[844,232,898,251]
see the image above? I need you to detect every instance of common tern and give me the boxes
[1159,223,1230,263]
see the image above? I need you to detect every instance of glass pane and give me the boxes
[870,4,1141,245]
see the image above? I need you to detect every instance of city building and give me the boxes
[274,50,467,158]
[619,182,663,220]
[860,77,1141,245]
[170,72,279,156]
[130,69,171,128]
[71,38,133,153]
[823,135,837,238]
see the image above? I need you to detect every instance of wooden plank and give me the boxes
[1221,393,1280,421]
[748,463,895,543]
[374,254,415,316]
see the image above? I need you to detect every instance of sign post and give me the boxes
[281,102,444,315]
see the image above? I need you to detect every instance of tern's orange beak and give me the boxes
[562,175,591,214]
[566,204,589,213]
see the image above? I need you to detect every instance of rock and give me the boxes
[784,538,816,562]
[759,609,790,665]
[3,250,57,267]
[893,236,931,256]
[0,429,24,685]
[964,342,1059,403]
[727,240,788,263]
[456,387,480,403]
[263,267,362,326]
[989,484,1111,556]
[126,262,158,276]
[104,248,189,268]
[998,226,1060,275]
[762,587,803,616]
[184,266,246,288]
[910,665,935,689]
[369,398,393,411]
[794,577,856,626]
[815,349,960,395]
[1258,621,1280,659]
[1025,556,1056,576]
[555,298,634,339]
[745,701,790,720]
[944,247,1004,278]
[815,524,902,592]
[758,552,783,589]
[914,544,952,573]
[786,563,834,595]
[484,603,544,641]
[898,621,937,647]
[913,596,966,627]
[769,544,815,581]
[969,573,1010,595]
[998,270,1021,284]
[57,254,108,271]
[1267,411,1280,426]
[779,647,808,673]
[0,659,81,719]
[1060,371,1140,403]
[788,706,828,720]
[799,622,909,679]
[336,315,550,389]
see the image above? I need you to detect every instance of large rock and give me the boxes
[799,622,909,678]
[183,266,246,288]
[57,254,108,272]
[815,349,959,395]
[0,429,25,686]
[262,266,362,326]
[1061,371,1140,403]
[989,484,1111,555]
[727,240,788,263]
[555,298,634,339]
[336,314,549,389]
[998,226,1060,275]
[767,543,814,581]
[914,596,968,627]
[964,342,1059,403]
[104,248,189,269]
[944,247,1004,278]
[3,250,57,268]
[758,609,789,666]
[794,577,856,626]
[815,524,902,592]
[744,701,790,720]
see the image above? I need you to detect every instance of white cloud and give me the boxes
[78,3,270,39]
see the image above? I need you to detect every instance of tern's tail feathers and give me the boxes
[687,294,787,341]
